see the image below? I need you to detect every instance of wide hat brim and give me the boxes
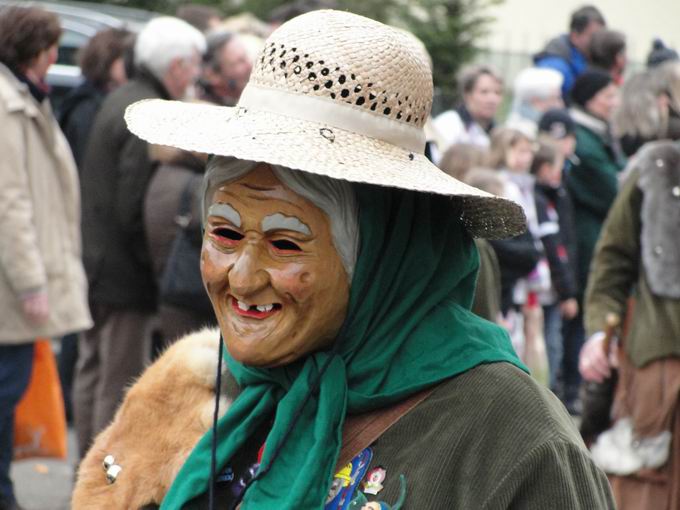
[125,99,525,239]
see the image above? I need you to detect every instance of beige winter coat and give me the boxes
[0,63,92,343]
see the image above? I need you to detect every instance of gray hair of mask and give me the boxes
[202,156,360,280]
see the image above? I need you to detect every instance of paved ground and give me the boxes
[10,428,77,510]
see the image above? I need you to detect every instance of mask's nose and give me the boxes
[228,243,270,298]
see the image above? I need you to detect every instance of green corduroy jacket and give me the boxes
[183,362,614,509]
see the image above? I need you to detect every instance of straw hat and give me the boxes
[125,9,525,239]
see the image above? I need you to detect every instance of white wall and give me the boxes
[479,0,679,65]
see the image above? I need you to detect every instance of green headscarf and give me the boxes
[160,183,526,509]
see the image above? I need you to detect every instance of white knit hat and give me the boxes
[125,9,525,238]
[513,67,563,101]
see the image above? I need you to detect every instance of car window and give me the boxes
[58,27,89,66]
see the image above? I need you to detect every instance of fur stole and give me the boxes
[72,328,234,509]
[637,141,680,299]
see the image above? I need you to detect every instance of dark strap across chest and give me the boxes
[335,386,436,471]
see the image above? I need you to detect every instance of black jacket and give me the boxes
[490,231,541,313]
[80,69,170,309]
[57,80,105,169]
[534,183,578,301]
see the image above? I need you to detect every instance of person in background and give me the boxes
[56,27,132,425]
[199,30,252,106]
[464,168,506,324]
[613,63,680,158]
[646,38,679,68]
[538,108,578,170]
[176,3,222,32]
[563,69,625,414]
[567,69,625,295]
[534,5,606,100]
[146,30,248,357]
[58,28,132,169]
[530,141,579,394]
[437,142,487,182]
[487,127,538,223]
[433,64,503,154]
[143,143,217,351]
[506,67,564,138]
[0,6,92,510]
[74,16,206,458]
[656,62,680,135]
[578,64,680,510]
[588,29,626,85]
[487,127,544,359]
[537,110,578,268]
[122,32,138,80]
[439,148,504,325]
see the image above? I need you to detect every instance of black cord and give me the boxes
[229,348,339,510]
[209,334,225,510]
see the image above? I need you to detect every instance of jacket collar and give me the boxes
[570,106,608,136]
[9,66,48,103]
[456,103,495,133]
[136,66,172,100]
[0,62,41,116]
[0,62,56,148]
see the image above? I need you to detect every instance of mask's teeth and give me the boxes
[256,304,274,313]
[237,300,249,311]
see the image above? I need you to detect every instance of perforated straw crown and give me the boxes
[125,9,525,239]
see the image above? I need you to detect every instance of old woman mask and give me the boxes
[201,159,358,366]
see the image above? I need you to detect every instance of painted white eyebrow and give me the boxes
[208,203,241,227]
[262,213,311,236]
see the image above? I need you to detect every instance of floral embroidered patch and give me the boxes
[348,474,407,510]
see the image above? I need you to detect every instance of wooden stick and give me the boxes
[602,312,620,354]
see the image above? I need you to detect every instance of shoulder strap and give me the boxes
[334,386,436,471]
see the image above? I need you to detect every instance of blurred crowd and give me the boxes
[432,5,679,416]
[430,6,680,507]
[0,2,679,509]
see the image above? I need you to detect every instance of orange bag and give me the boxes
[13,339,67,460]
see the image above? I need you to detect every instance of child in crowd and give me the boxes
[438,142,487,182]
[538,108,578,170]
[438,148,505,326]
[487,127,536,217]
[463,168,506,324]
[487,128,547,365]
[531,141,579,393]
[537,108,582,406]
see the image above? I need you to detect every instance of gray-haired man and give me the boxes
[74,16,206,457]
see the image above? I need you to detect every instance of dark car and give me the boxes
[0,0,156,109]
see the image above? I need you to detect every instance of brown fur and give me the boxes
[72,328,233,509]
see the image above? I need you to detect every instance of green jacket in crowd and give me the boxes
[566,108,626,295]
[585,141,680,368]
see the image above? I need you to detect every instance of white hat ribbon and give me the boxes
[238,84,426,153]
